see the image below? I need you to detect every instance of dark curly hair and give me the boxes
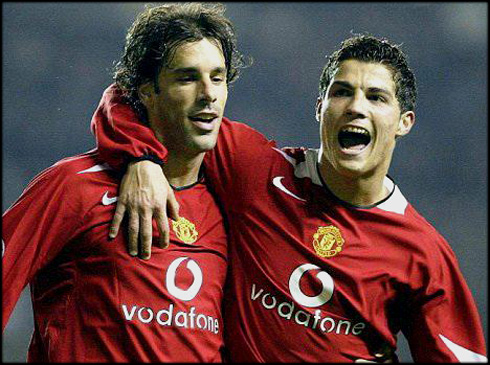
[113,2,247,122]
[318,34,417,114]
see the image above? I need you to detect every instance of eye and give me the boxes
[332,88,351,97]
[368,94,387,103]
[177,75,197,83]
[212,75,226,83]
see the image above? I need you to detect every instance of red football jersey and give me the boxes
[2,149,228,362]
[91,85,487,362]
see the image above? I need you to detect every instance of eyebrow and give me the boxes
[331,81,392,95]
[169,66,226,74]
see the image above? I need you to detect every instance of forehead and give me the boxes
[331,59,396,93]
[167,38,225,69]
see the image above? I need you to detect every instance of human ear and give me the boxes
[396,111,415,137]
[137,83,154,108]
[315,97,323,122]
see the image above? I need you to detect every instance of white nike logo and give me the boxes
[102,191,118,206]
[272,176,306,202]
[77,163,112,174]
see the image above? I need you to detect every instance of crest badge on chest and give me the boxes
[172,217,198,244]
[312,225,344,258]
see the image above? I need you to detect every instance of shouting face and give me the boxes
[316,59,415,182]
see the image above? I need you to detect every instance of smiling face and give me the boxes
[139,37,228,159]
[316,59,415,182]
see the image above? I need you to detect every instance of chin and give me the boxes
[192,136,218,152]
[334,161,370,178]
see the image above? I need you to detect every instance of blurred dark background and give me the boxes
[2,2,487,362]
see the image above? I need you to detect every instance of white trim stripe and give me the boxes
[439,334,487,362]
[272,147,296,165]
[77,163,112,174]
[377,177,408,215]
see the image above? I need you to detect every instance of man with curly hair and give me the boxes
[2,3,244,362]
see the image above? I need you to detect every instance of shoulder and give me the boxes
[220,117,276,147]
[402,203,458,263]
[24,149,117,198]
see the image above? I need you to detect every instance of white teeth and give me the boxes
[192,115,215,121]
[341,126,369,135]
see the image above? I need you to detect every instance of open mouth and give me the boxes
[188,113,218,131]
[188,115,217,123]
[338,126,371,151]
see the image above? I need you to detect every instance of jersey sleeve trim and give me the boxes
[439,334,488,362]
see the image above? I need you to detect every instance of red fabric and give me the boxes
[2,149,227,362]
[91,84,168,169]
[89,84,487,362]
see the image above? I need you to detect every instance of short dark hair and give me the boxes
[113,2,247,121]
[318,34,417,113]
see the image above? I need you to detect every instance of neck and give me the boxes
[163,151,205,188]
[318,158,390,207]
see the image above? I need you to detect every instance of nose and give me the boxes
[198,78,217,104]
[345,91,367,119]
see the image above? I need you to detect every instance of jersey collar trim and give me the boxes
[300,149,408,214]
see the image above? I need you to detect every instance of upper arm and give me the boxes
[402,237,487,362]
[91,84,167,170]
[2,166,84,330]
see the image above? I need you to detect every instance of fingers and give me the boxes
[167,190,180,222]
[139,210,153,260]
[109,202,126,240]
[114,160,178,259]
[155,210,170,249]
[127,212,139,257]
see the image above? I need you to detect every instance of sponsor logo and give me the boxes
[289,263,334,307]
[122,304,219,335]
[250,263,365,336]
[272,176,306,202]
[313,225,344,258]
[77,163,112,175]
[101,191,118,206]
[172,217,198,244]
[166,257,203,301]
[251,283,365,336]
[121,257,217,333]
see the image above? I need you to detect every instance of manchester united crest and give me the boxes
[172,217,198,244]
[312,225,344,258]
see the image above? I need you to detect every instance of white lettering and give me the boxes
[188,307,196,328]
[278,301,295,320]
[121,304,219,335]
[249,284,366,337]
[122,304,138,320]
[251,284,264,301]
[175,311,188,328]
[294,310,311,327]
[156,304,174,326]
[321,317,336,332]
[336,320,351,335]
[214,319,219,335]
[137,307,154,323]
[197,314,207,330]
[262,293,277,309]
[352,322,366,336]
[207,317,214,332]
[312,310,322,329]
